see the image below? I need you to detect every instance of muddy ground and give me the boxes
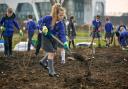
[0,47,128,89]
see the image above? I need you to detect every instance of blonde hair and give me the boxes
[7,8,13,14]
[50,3,66,26]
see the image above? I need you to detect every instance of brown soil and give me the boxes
[0,47,128,89]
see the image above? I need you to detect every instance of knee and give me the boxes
[48,53,55,59]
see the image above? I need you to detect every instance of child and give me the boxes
[26,15,37,51]
[104,17,113,47]
[0,8,22,57]
[57,17,68,64]
[116,22,127,45]
[39,3,68,77]
[116,27,128,49]
[35,17,43,56]
[67,16,76,49]
[90,15,102,48]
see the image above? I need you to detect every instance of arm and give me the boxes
[33,21,37,30]
[13,18,20,30]
[0,17,5,38]
[98,21,102,32]
[58,22,67,43]
[92,20,96,32]
[0,17,5,26]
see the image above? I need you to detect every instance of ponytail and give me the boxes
[50,3,62,26]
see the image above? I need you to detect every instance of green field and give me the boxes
[9,30,119,48]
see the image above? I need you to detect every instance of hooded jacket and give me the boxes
[0,13,20,37]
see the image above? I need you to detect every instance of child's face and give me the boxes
[58,10,64,21]
[7,11,13,17]
[120,27,124,32]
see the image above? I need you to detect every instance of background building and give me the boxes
[0,0,105,25]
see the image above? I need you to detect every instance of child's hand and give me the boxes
[42,26,48,35]
[19,29,23,37]
[0,26,5,32]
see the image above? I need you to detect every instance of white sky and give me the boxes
[106,0,128,15]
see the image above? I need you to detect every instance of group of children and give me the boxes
[1,4,128,78]
[0,3,76,77]
[90,15,128,49]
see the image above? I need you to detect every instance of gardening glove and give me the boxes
[0,26,5,32]
[42,26,48,35]
[19,29,23,37]
[64,41,69,50]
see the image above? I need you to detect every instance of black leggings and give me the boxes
[3,36,13,55]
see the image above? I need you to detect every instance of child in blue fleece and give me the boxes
[90,15,102,47]
[0,8,21,56]
[39,3,68,77]
[104,17,113,47]
[116,22,127,45]
[118,27,128,48]
[25,15,37,51]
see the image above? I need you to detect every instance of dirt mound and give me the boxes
[0,47,128,89]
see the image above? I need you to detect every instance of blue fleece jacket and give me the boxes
[0,14,20,37]
[38,15,67,43]
[105,21,113,32]
[26,19,37,33]
[120,31,128,46]
[92,19,101,32]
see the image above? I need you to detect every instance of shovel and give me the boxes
[50,34,85,61]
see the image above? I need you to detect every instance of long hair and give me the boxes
[50,3,65,26]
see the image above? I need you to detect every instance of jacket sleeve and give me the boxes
[38,17,46,30]
[13,18,20,30]
[33,21,37,30]
[0,17,5,26]
[58,22,67,43]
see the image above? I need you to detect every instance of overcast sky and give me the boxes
[106,0,128,15]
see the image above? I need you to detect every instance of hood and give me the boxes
[4,13,16,19]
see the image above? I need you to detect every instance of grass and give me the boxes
[75,30,119,47]
[10,30,119,48]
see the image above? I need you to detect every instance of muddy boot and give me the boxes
[106,44,109,48]
[89,44,93,48]
[48,59,59,77]
[40,53,48,69]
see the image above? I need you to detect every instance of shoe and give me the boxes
[4,54,8,57]
[106,44,109,48]
[39,61,48,69]
[49,73,60,77]
[9,54,14,57]
[61,60,65,64]
[89,44,93,48]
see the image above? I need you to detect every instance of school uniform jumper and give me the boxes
[0,13,20,56]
